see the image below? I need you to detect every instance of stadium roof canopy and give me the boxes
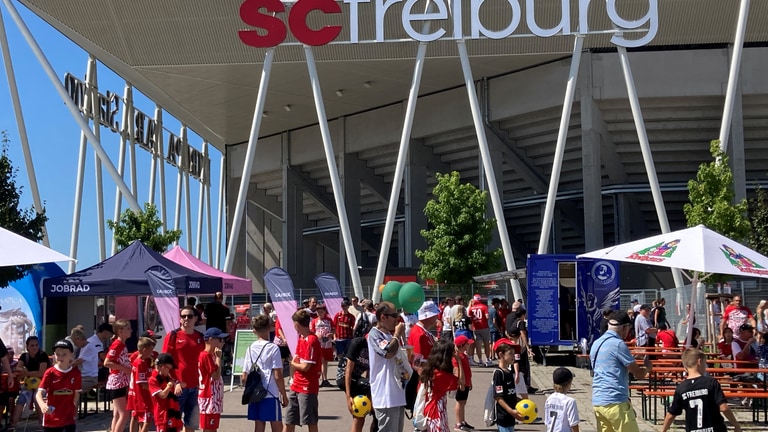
[18,0,768,150]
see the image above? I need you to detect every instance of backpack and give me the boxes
[483,370,500,426]
[336,357,348,391]
[353,312,372,338]
[241,343,272,405]
[412,383,428,430]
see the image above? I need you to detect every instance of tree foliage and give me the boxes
[749,186,768,256]
[415,171,502,285]
[107,202,181,253]
[0,133,47,287]
[683,140,750,243]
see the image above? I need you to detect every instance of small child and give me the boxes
[452,335,474,431]
[129,337,156,432]
[35,340,82,432]
[492,338,524,432]
[661,348,742,432]
[199,327,227,432]
[506,328,528,400]
[544,368,579,432]
[148,354,183,432]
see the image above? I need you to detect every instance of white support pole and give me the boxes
[196,142,207,258]
[0,10,49,246]
[68,59,96,273]
[205,148,213,265]
[372,43,428,302]
[538,36,584,255]
[223,48,275,273]
[304,45,363,299]
[174,127,184,244]
[216,155,225,268]
[156,108,168,230]
[372,4,433,302]
[148,106,161,204]
[457,39,524,301]
[617,46,685,289]
[1,0,140,211]
[182,128,193,252]
[718,0,750,152]
[128,88,138,196]
[112,84,132,254]
[90,63,107,261]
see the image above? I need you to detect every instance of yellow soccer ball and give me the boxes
[24,376,40,390]
[352,395,372,418]
[515,398,538,424]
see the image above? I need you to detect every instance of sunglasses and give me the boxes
[181,314,196,319]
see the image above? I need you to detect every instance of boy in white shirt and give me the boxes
[544,367,579,432]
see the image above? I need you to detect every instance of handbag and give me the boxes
[242,342,271,405]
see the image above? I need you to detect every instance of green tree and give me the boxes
[0,133,47,287]
[749,186,768,256]
[107,202,181,253]
[415,171,502,285]
[683,140,750,242]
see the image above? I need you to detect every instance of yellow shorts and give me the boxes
[593,401,639,432]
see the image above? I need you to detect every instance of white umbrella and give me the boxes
[578,224,768,346]
[0,226,75,267]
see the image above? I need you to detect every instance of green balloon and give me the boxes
[399,282,425,314]
[381,281,403,309]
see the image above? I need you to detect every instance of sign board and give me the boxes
[527,254,620,347]
[232,329,259,375]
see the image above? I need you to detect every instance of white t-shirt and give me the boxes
[544,392,579,432]
[242,339,282,399]
[79,333,104,378]
[367,327,406,409]
[442,305,455,331]
[401,313,418,340]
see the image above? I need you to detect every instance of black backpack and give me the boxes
[353,312,372,338]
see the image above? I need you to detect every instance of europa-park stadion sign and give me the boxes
[238,0,658,49]
[63,73,210,185]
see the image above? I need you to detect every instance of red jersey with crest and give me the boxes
[198,350,223,413]
[149,369,183,432]
[39,365,81,428]
[106,339,130,389]
[128,356,152,412]
[468,303,490,330]
[162,330,205,388]
[290,334,321,394]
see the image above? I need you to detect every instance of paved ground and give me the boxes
[19,360,762,432]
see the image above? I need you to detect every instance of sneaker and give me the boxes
[461,421,475,430]
[454,424,472,431]
[527,386,539,394]
[469,359,479,367]
[485,359,495,367]
[320,380,332,388]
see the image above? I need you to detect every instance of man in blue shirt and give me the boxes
[590,310,651,432]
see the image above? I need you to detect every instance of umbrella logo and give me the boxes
[720,244,768,275]
[627,239,680,262]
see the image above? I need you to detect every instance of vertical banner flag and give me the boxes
[145,266,180,333]
[263,267,299,355]
[8,263,61,354]
[314,273,343,317]
[577,259,621,347]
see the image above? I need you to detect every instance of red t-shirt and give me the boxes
[468,303,490,330]
[106,339,130,389]
[128,356,152,412]
[198,351,217,399]
[291,334,321,394]
[333,311,356,340]
[657,330,679,349]
[452,352,472,388]
[162,330,205,388]
[718,340,733,359]
[408,323,436,359]
[497,306,511,330]
[149,369,182,431]
[424,370,458,420]
[39,365,81,428]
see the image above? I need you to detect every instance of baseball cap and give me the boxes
[141,330,162,340]
[739,323,755,332]
[156,353,175,368]
[204,327,229,340]
[417,301,440,320]
[608,310,631,326]
[493,338,516,353]
[553,367,574,385]
[454,335,474,347]
[53,339,74,352]
[473,294,481,301]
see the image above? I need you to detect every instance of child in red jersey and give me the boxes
[452,335,474,431]
[199,328,227,432]
[128,337,156,432]
[285,310,322,432]
[309,304,335,388]
[105,319,133,432]
[35,340,81,432]
[149,354,183,432]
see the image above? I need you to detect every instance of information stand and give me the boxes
[229,329,258,391]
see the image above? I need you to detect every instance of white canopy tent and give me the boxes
[0,226,74,267]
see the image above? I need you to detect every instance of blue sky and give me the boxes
[0,5,224,271]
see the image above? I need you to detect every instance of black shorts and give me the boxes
[107,386,128,400]
[43,425,76,432]
[455,387,472,401]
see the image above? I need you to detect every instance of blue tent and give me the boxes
[41,241,222,297]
